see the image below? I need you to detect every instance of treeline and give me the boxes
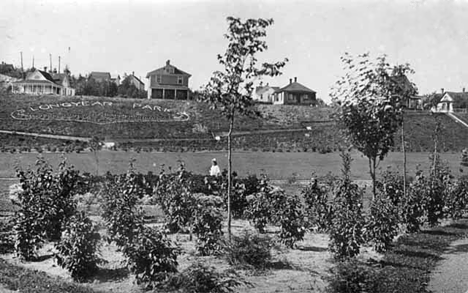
[73,76,146,99]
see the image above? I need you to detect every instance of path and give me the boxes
[428,236,468,293]
[446,112,468,129]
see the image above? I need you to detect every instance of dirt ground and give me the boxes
[2,218,336,293]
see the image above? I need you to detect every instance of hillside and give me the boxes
[0,94,331,139]
[0,94,467,153]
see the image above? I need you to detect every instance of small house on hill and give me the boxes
[253,83,279,103]
[12,68,75,96]
[272,77,316,105]
[146,60,191,100]
[435,90,468,112]
[123,72,145,92]
[89,72,111,83]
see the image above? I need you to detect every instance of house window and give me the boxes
[157,75,162,83]
[177,76,183,84]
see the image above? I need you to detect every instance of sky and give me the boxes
[2,0,468,102]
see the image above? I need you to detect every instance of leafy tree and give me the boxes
[331,53,417,197]
[118,77,146,99]
[199,17,287,239]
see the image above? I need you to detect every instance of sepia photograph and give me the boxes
[1,0,468,292]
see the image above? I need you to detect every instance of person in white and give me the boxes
[210,158,221,176]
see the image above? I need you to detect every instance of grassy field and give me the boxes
[0,150,464,180]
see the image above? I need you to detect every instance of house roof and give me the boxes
[441,92,468,104]
[146,61,191,78]
[124,74,145,86]
[255,85,280,95]
[37,70,57,83]
[52,73,67,84]
[277,81,316,94]
[89,72,111,80]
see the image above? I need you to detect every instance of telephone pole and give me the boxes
[58,56,61,73]
[49,54,52,73]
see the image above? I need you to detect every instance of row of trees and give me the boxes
[73,75,147,99]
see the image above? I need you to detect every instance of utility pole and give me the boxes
[58,56,61,73]
[49,54,52,73]
[20,51,23,71]
[32,56,35,69]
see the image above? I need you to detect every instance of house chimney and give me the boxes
[294,77,297,83]
[166,60,170,66]
[266,82,269,86]
[463,87,466,93]
[43,66,47,72]
[132,71,135,76]
[441,88,444,93]
[289,78,292,84]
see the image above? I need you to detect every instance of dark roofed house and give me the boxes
[89,72,111,83]
[146,60,191,100]
[272,77,316,105]
[12,67,74,96]
[123,72,145,92]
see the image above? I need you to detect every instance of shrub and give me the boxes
[100,171,145,247]
[155,167,196,233]
[223,230,272,270]
[363,195,399,253]
[193,195,224,256]
[445,175,468,220]
[55,212,102,282]
[272,191,306,248]
[13,158,80,260]
[123,227,179,290]
[302,178,332,231]
[326,259,379,293]
[0,220,14,254]
[328,152,365,260]
[166,262,246,293]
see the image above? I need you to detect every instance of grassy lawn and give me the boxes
[0,150,464,180]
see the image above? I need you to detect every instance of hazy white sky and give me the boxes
[2,0,468,102]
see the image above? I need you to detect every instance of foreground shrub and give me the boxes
[166,262,247,293]
[328,153,365,260]
[100,170,145,247]
[0,219,14,254]
[124,227,179,290]
[302,178,332,231]
[274,193,306,248]
[14,158,80,260]
[155,166,196,233]
[245,176,305,247]
[223,230,272,270]
[193,195,224,256]
[326,259,379,293]
[363,195,399,253]
[444,175,468,220]
[55,212,102,282]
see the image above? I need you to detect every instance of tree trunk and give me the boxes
[402,112,407,198]
[369,157,377,200]
[94,151,99,176]
[227,115,234,241]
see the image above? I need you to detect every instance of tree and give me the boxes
[199,17,287,239]
[331,53,417,198]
